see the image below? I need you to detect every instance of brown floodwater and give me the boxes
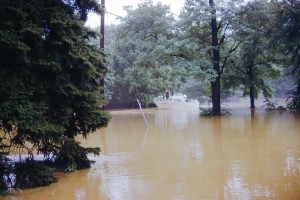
[2,105,300,200]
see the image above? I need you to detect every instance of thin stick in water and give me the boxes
[137,99,149,128]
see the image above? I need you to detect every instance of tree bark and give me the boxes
[209,0,221,115]
[249,84,255,108]
[248,65,255,108]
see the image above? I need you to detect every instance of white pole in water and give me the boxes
[137,99,149,128]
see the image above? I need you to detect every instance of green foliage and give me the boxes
[55,138,100,171]
[0,0,110,153]
[222,0,281,107]
[272,0,300,109]
[179,77,211,100]
[14,159,57,188]
[178,0,244,115]
[263,98,287,111]
[96,0,298,112]
[0,0,111,190]
[0,153,11,191]
[272,0,300,64]
[286,80,300,110]
[123,65,181,106]
[199,107,213,116]
[199,106,232,116]
[69,0,103,21]
[106,1,184,107]
[263,98,277,110]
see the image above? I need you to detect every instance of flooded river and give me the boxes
[2,107,300,200]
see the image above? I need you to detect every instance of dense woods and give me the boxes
[103,0,299,112]
[1,0,300,193]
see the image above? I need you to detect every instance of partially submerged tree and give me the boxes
[178,0,243,115]
[0,0,111,187]
[223,0,281,108]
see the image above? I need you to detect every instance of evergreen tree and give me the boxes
[0,0,111,174]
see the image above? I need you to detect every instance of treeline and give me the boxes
[100,0,300,113]
[1,0,300,194]
[0,0,111,193]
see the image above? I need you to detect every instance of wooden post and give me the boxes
[100,0,105,110]
[100,0,105,50]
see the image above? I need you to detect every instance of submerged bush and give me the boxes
[0,153,11,194]
[200,106,232,116]
[263,98,287,111]
[14,159,57,188]
[263,98,277,110]
[0,156,8,191]
[54,138,100,171]
[200,107,213,116]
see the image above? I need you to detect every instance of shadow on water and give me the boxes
[3,107,300,200]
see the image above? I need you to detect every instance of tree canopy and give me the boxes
[100,0,299,112]
[106,1,182,107]
[177,0,244,114]
[222,0,281,108]
[271,0,300,108]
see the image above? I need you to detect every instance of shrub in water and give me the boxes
[14,159,57,188]
[55,138,100,171]
[0,153,15,195]
[200,106,231,116]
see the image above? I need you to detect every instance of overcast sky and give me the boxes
[85,0,185,28]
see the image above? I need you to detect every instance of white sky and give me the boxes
[85,0,185,28]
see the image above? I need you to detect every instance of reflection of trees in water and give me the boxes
[284,151,300,177]
[84,109,300,199]
[283,150,300,186]
[224,162,276,199]
[194,110,293,198]
[155,110,188,129]
[212,116,225,199]
[221,110,300,199]
[225,163,252,199]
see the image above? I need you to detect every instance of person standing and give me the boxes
[164,89,170,100]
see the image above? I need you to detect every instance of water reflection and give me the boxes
[3,108,300,200]
[225,162,252,200]
[140,128,149,150]
[154,109,198,129]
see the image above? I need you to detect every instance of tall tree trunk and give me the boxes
[211,77,221,115]
[249,84,255,108]
[209,0,221,115]
[248,65,255,108]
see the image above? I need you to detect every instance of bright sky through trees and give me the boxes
[85,0,184,27]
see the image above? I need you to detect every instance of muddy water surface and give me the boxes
[2,107,300,200]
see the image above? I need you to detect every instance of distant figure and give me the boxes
[164,89,170,100]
